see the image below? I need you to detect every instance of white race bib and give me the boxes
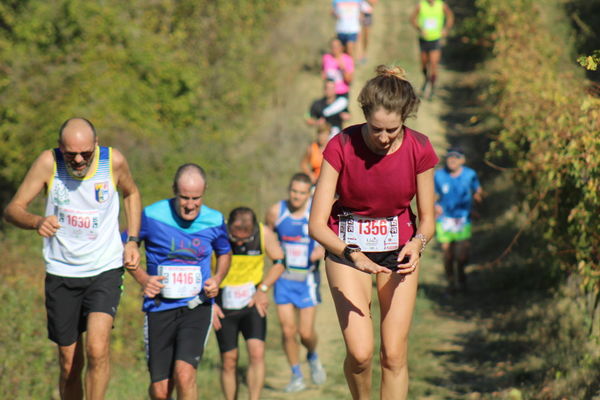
[440,216,467,233]
[222,283,256,310]
[57,207,100,240]
[423,18,440,30]
[158,265,202,299]
[283,243,309,268]
[339,215,399,252]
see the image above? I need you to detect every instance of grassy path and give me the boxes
[242,1,486,399]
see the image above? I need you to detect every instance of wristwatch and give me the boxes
[343,244,362,262]
[259,284,269,293]
[127,236,141,245]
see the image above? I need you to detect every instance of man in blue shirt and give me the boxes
[434,148,482,293]
[266,173,326,392]
[127,163,232,400]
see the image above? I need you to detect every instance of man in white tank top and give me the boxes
[4,118,141,400]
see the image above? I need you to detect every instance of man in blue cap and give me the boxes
[434,147,482,293]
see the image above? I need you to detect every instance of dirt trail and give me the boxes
[239,1,481,399]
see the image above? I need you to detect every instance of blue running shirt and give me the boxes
[274,200,316,274]
[139,199,231,312]
[434,166,480,221]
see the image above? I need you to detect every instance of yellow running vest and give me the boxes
[418,0,444,41]
[219,223,266,287]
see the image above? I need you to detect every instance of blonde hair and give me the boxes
[358,65,420,120]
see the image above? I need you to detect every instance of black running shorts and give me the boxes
[326,246,407,272]
[145,303,212,382]
[215,305,266,353]
[419,38,441,52]
[45,267,124,346]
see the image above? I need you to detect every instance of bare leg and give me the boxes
[246,339,265,400]
[57,339,84,400]
[361,26,371,61]
[277,304,300,369]
[420,50,429,94]
[173,360,198,400]
[85,312,113,400]
[427,49,442,98]
[298,306,318,353]
[377,267,419,400]
[441,242,455,291]
[149,379,173,400]
[220,348,239,400]
[346,41,356,59]
[455,240,471,291]
[326,259,374,400]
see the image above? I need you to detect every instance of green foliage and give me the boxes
[0,0,300,208]
[0,1,304,397]
[578,50,600,71]
[462,0,600,394]
[475,0,600,293]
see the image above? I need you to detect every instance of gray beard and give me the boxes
[66,163,90,178]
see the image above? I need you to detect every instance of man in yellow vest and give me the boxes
[213,207,285,400]
[410,0,454,99]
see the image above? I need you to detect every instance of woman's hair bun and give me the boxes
[375,65,407,81]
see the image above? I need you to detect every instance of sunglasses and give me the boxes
[63,150,95,161]
[228,232,255,244]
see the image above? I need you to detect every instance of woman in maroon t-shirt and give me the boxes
[309,65,438,399]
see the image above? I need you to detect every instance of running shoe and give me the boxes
[284,375,306,392]
[309,358,327,385]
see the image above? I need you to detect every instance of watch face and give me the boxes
[346,244,360,252]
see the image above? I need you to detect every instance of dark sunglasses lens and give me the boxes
[65,151,94,160]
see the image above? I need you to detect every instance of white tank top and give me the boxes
[43,146,123,277]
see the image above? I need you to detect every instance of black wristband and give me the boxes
[127,236,141,245]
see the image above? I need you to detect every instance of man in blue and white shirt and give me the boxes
[128,163,231,400]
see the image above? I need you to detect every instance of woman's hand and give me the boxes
[395,240,421,275]
[350,252,391,274]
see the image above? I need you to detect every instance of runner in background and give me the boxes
[213,207,285,400]
[3,117,141,400]
[305,78,350,138]
[410,0,454,100]
[357,0,378,64]
[434,147,482,294]
[331,0,362,58]
[266,173,327,393]
[127,163,232,400]
[309,65,438,399]
[300,123,330,185]
[322,38,355,99]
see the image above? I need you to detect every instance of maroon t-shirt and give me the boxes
[323,123,439,246]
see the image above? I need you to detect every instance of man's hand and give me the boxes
[248,290,269,317]
[36,215,60,237]
[123,242,140,270]
[212,304,224,331]
[203,277,220,298]
[142,275,165,298]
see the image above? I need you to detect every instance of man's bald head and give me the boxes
[58,118,97,146]
[172,163,207,195]
[172,164,207,221]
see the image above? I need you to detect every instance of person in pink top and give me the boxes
[322,38,355,98]
[309,65,438,399]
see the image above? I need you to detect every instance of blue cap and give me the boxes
[446,147,465,158]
